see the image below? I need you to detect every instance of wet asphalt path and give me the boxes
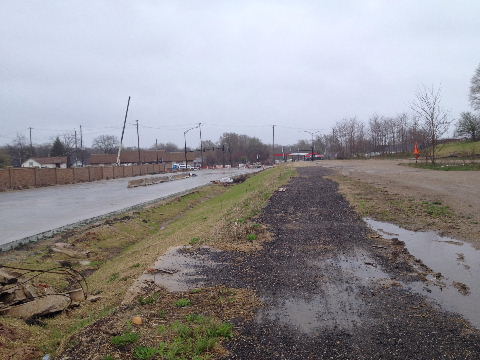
[204,167,480,359]
[0,168,259,249]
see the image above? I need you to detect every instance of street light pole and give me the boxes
[184,125,199,168]
[198,122,203,169]
[304,130,320,161]
[136,120,141,165]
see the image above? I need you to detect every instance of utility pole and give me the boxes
[272,125,276,164]
[135,120,141,165]
[198,122,203,169]
[28,127,33,156]
[79,125,83,166]
[304,130,319,161]
[74,129,78,167]
[222,144,225,168]
[155,138,159,164]
[229,146,232,167]
[117,96,131,166]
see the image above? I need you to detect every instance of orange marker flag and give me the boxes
[413,143,420,158]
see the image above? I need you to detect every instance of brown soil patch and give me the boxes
[329,174,480,248]
[60,286,261,360]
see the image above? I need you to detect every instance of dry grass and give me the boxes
[329,174,480,246]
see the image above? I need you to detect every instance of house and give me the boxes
[22,157,68,168]
[88,150,167,166]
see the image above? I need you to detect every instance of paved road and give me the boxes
[0,168,260,249]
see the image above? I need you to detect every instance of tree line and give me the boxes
[2,63,480,168]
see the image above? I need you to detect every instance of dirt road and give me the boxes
[317,159,480,219]
[202,167,480,359]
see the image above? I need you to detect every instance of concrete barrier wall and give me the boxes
[10,168,35,189]
[132,165,141,176]
[0,163,170,191]
[124,166,133,177]
[0,169,11,189]
[89,167,103,181]
[57,169,74,185]
[102,167,114,180]
[35,168,56,186]
[74,168,90,183]
[113,166,124,179]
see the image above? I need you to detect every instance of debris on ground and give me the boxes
[452,281,471,295]
[127,173,194,188]
[0,266,88,320]
[51,242,91,258]
[131,316,143,325]
[212,174,249,186]
[277,187,287,192]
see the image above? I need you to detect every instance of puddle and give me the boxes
[141,246,220,292]
[259,249,387,334]
[258,283,365,334]
[365,218,480,329]
[321,250,390,285]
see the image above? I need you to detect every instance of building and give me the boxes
[88,150,199,168]
[22,157,68,168]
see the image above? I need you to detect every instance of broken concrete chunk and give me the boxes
[87,295,102,302]
[0,295,71,319]
[0,269,21,285]
[67,288,86,302]
[51,246,89,258]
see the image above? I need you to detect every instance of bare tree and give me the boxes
[7,134,31,166]
[152,142,180,152]
[411,85,451,164]
[92,135,119,154]
[0,148,11,168]
[58,132,77,155]
[470,63,480,111]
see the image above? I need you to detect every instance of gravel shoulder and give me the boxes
[202,166,480,359]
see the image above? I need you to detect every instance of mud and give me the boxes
[197,167,480,359]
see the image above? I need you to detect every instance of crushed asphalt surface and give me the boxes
[199,167,480,359]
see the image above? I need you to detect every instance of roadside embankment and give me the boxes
[0,165,295,359]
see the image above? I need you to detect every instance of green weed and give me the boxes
[189,237,201,245]
[108,272,119,282]
[134,346,160,360]
[111,332,140,346]
[175,298,191,307]
[138,292,161,305]
[246,234,257,241]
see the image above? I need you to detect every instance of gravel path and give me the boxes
[203,167,480,359]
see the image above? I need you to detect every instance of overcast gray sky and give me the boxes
[1,0,479,148]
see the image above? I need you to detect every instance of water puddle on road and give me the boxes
[365,218,480,329]
[259,250,389,334]
[258,284,365,334]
